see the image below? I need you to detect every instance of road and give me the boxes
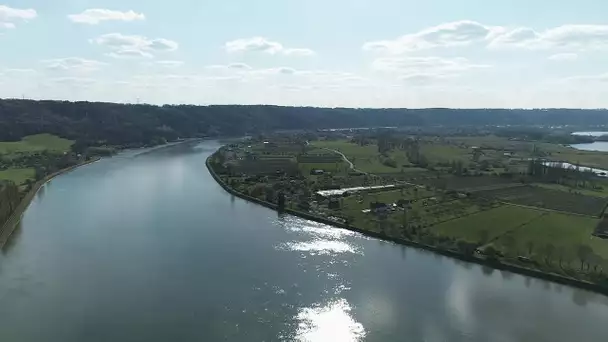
[322,148,367,174]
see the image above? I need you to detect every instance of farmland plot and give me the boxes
[477,186,607,216]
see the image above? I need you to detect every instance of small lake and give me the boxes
[572,131,608,137]
[570,132,608,152]
[571,142,608,153]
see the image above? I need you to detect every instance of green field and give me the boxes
[445,135,608,170]
[477,185,607,216]
[299,161,350,177]
[492,213,606,263]
[542,143,608,170]
[419,143,472,165]
[0,134,74,154]
[0,168,35,185]
[533,182,608,198]
[311,140,414,173]
[429,205,545,244]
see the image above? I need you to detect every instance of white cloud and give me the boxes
[548,53,578,61]
[68,9,144,25]
[92,33,178,51]
[250,67,298,75]
[42,57,107,72]
[283,48,316,57]
[365,21,608,54]
[226,37,283,54]
[399,73,455,86]
[48,77,97,87]
[153,60,184,68]
[371,56,490,80]
[0,5,37,28]
[226,63,252,70]
[490,24,608,50]
[200,64,366,90]
[202,75,243,82]
[225,37,315,56]
[1,68,36,76]
[92,33,178,59]
[363,20,503,53]
[107,49,154,59]
[562,73,608,84]
[205,63,252,72]
[147,38,179,51]
[488,27,539,48]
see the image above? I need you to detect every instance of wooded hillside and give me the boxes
[2,99,608,147]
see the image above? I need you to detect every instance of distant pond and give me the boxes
[571,132,608,152]
[571,131,608,137]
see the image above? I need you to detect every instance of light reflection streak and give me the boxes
[294,299,366,342]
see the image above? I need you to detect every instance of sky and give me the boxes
[0,0,607,108]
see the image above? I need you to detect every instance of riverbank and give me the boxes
[0,157,101,248]
[205,154,608,297]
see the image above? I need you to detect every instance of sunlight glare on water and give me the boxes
[277,218,364,256]
[283,219,362,239]
[274,216,366,341]
[281,240,359,256]
[294,299,366,342]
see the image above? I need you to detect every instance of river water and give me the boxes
[1,140,607,342]
[571,131,608,152]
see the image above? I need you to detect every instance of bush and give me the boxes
[382,158,397,168]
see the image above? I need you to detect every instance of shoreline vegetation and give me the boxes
[207,132,608,296]
[0,157,100,247]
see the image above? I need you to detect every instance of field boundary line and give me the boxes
[479,211,549,250]
[424,204,503,228]
[499,201,599,219]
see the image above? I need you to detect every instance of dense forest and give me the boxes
[2,99,608,148]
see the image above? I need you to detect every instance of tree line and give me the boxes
[0,182,20,230]
[3,99,608,148]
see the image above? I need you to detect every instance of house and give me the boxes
[328,198,341,209]
[370,201,389,214]
[396,199,410,208]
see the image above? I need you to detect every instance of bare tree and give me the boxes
[544,243,556,265]
[525,241,535,256]
[577,245,594,271]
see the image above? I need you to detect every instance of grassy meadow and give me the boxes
[0,134,74,185]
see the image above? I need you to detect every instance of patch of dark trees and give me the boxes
[0,182,20,228]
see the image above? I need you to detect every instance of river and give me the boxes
[0,140,607,342]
